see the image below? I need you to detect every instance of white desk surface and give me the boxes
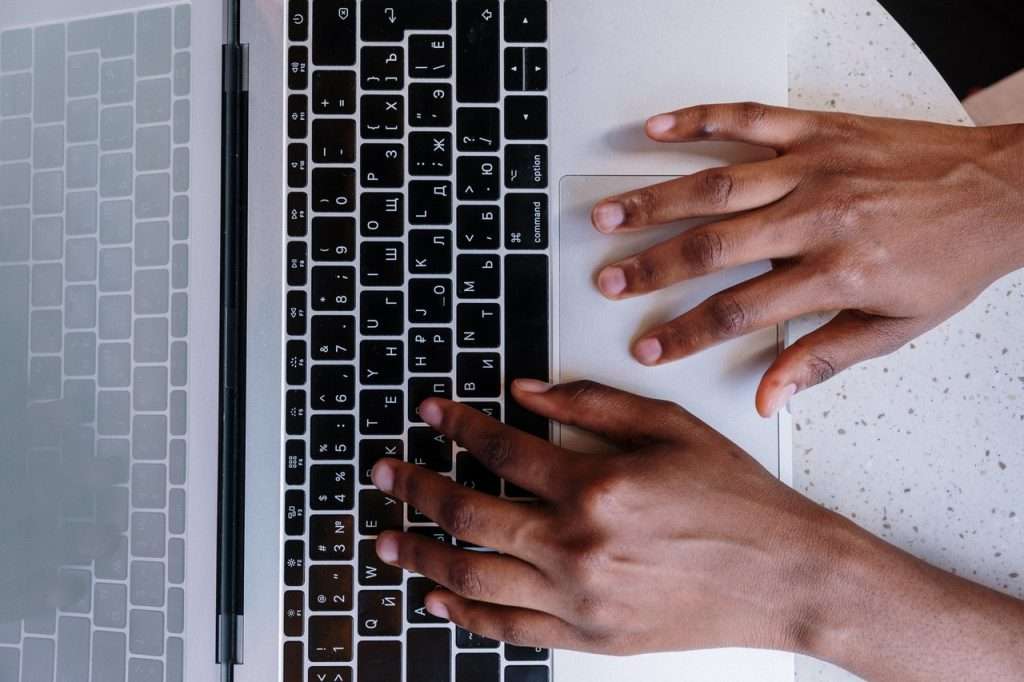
[788,1,1024,680]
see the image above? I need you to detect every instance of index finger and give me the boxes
[419,399,578,500]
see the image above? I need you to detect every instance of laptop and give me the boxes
[0,1,791,681]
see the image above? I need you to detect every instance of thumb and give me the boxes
[756,311,924,418]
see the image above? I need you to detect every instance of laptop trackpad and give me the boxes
[556,176,781,474]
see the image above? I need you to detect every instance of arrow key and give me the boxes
[505,47,525,91]
[505,95,547,140]
[505,0,547,42]
[525,47,547,90]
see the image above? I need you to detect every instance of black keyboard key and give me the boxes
[456,628,498,649]
[311,464,355,510]
[457,108,500,151]
[289,0,309,41]
[524,47,547,90]
[409,230,452,275]
[410,83,452,127]
[506,666,550,682]
[312,218,355,262]
[311,365,356,411]
[310,564,354,612]
[359,440,403,484]
[410,132,452,176]
[456,653,500,682]
[309,615,353,662]
[284,591,305,637]
[360,340,404,385]
[409,526,453,544]
[313,119,356,164]
[408,426,452,471]
[457,255,500,299]
[359,489,403,535]
[505,145,547,189]
[284,642,303,682]
[286,340,307,385]
[361,46,404,90]
[308,668,352,682]
[359,390,405,435]
[285,440,307,486]
[408,378,452,421]
[409,327,453,373]
[456,352,500,398]
[360,242,404,287]
[505,645,550,661]
[456,453,501,495]
[311,414,355,459]
[287,242,308,286]
[284,540,305,586]
[409,181,453,225]
[409,279,453,322]
[288,144,308,188]
[288,192,308,237]
[457,303,500,348]
[313,0,357,65]
[357,641,401,682]
[312,266,356,311]
[505,96,547,139]
[505,255,550,438]
[288,46,309,90]
[312,168,356,213]
[456,0,500,103]
[286,390,307,435]
[362,0,452,42]
[361,193,404,237]
[409,35,452,79]
[359,539,403,586]
[457,205,500,250]
[362,95,404,139]
[310,515,355,561]
[361,144,404,188]
[313,70,356,115]
[288,95,309,138]
[407,578,446,624]
[466,401,501,421]
[505,47,525,90]
[285,490,306,536]
[408,629,452,682]
[287,291,308,336]
[457,156,500,200]
[357,590,403,636]
[505,194,548,250]
[360,291,404,336]
[312,315,356,361]
[505,0,547,42]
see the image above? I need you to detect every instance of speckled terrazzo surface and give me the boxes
[788,2,1024,680]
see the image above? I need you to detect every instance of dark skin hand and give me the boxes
[373,381,1024,681]
[590,103,1024,416]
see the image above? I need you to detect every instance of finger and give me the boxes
[645,101,816,149]
[512,379,690,446]
[418,399,581,500]
[424,590,587,651]
[376,532,557,612]
[756,311,925,417]
[632,266,837,366]
[372,459,547,559]
[597,209,804,299]
[591,159,800,233]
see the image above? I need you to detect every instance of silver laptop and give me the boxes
[0,1,791,681]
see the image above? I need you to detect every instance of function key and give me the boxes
[287,144,308,188]
[505,145,548,189]
[288,0,309,42]
[362,0,452,42]
[285,440,307,486]
[313,70,356,115]
[361,46,404,90]
[286,340,307,385]
[457,108,500,152]
[505,194,548,250]
[287,192,308,237]
[313,0,357,65]
[288,46,309,90]
[287,242,309,287]
[284,591,305,637]
[284,539,305,586]
[285,490,306,536]
[308,615,354,662]
[283,641,303,682]
[505,96,548,140]
[288,94,309,138]
[505,0,547,43]
[286,390,307,435]
[287,291,308,336]
[409,35,453,79]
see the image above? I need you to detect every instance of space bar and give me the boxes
[504,254,550,440]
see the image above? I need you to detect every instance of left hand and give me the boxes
[370,380,845,655]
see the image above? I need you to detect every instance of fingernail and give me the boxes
[647,114,675,135]
[515,379,553,394]
[371,460,395,493]
[634,338,663,366]
[768,384,798,417]
[593,202,625,233]
[376,534,399,563]
[425,596,449,620]
[597,267,627,298]
[419,400,443,428]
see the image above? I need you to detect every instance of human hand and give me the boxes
[590,104,1024,416]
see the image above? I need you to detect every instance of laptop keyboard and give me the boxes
[284,1,552,680]
[0,6,190,682]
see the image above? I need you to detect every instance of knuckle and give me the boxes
[828,263,868,298]
[498,622,533,647]
[815,194,860,230]
[475,430,515,471]
[446,558,486,598]
[576,472,631,520]
[737,101,770,128]
[707,294,752,338]
[623,188,659,222]
[439,494,477,537]
[696,170,735,209]
[681,230,726,272]
[571,593,610,625]
[803,350,838,387]
[564,380,604,410]
[690,104,715,138]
